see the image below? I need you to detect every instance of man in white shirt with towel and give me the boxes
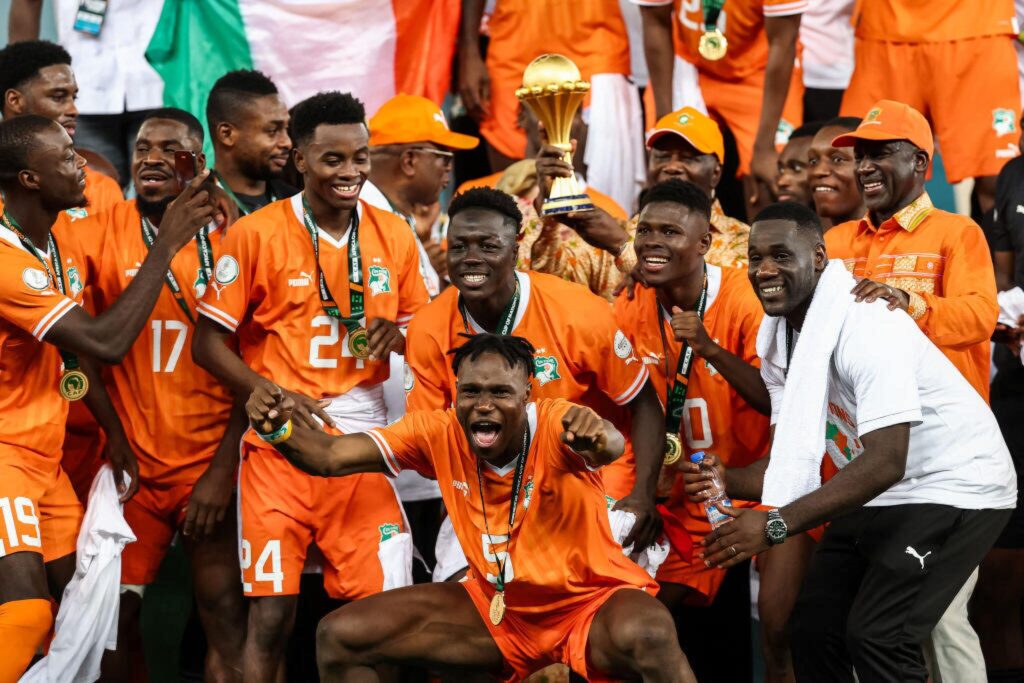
[683,201,1017,682]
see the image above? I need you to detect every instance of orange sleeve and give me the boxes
[85,171,124,214]
[0,254,80,341]
[571,295,650,405]
[404,313,453,411]
[914,223,999,350]
[196,220,261,332]
[394,227,430,327]
[367,411,439,478]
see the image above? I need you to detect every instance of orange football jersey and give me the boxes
[0,221,89,463]
[405,270,649,412]
[85,201,233,486]
[851,0,1016,42]
[81,168,124,215]
[198,195,430,450]
[607,265,770,516]
[644,0,806,82]
[369,399,657,613]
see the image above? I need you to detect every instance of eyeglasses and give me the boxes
[409,147,455,164]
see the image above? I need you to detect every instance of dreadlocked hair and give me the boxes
[448,333,536,378]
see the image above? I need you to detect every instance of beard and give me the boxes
[238,154,283,183]
[135,195,176,218]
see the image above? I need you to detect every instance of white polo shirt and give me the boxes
[762,301,1017,510]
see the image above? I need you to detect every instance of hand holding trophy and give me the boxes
[515,54,595,216]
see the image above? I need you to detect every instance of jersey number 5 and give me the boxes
[482,533,514,587]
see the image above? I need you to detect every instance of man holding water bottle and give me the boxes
[683,202,1016,681]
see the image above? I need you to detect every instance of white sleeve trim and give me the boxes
[367,429,401,476]
[630,0,672,5]
[197,303,239,332]
[613,365,650,405]
[763,1,807,16]
[567,444,604,471]
[33,298,76,340]
[858,409,923,438]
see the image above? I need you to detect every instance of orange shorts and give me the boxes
[239,443,406,599]
[841,35,1022,182]
[0,451,82,563]
[699,67,804,177]
[120,480,194,585]
[462,571,633,682]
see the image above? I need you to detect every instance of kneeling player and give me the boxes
[246,334,697,683]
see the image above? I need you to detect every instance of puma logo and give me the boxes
[905,546,932,570]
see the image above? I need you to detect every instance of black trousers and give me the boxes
[791,504,1011,682]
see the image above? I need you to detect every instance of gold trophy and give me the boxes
[516,54,594,216]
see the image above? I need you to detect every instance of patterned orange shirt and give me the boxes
[825,192,998,400]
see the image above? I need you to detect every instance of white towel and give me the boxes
[23,466,136,683]
[607,509,671,579]
[997,286,1024,326]
[758,259,856,507]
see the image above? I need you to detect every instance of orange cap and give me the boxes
[831,100,934,158]
[645,107,724,163]
[369,94,479,150]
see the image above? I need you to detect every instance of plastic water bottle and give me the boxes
[690,451,732,528]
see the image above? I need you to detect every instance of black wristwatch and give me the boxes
[765,509,788,545]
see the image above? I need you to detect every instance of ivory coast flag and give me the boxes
[146,0,459,155]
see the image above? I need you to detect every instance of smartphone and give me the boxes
[174,150,198,191]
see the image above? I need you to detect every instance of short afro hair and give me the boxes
[290,92,366,148]
[140,108,205,146]
[447,187,523,236]
[821,116,862,133]
[753,201,824,239]
[638,178,711,221]
[449,333,536,379]
[205,70,280,132]
[0,115,62,185]
[788,121,824,141]
[0,41,72,106]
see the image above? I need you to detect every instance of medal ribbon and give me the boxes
[140,217,213,325]
[475,424,531,593]
[213,170,277,217]
[1,210,81,372]
[659,266,709,439]
[301,195,363,333]
[457,279,521,335]
[702,0,725,32]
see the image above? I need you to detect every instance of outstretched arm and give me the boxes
[560,404,625,468]
[246,383,386,477]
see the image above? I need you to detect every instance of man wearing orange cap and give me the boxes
[633,0,805,206]
[364,93,479,582]
[840,0,1020,214]
[824,100,999,402]
[523,107,751,300]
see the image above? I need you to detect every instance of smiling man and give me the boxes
[685,201,1016,682]
[806,116,864,230]
[405,187,665,576]
[245,332,697,683]
[192,91,429,681]
[0,40,123,211]
[775,122,822,206]
[205,70,296,215]
[823,100,999,400]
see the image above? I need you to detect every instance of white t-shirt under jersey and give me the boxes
[762,300,1017,510]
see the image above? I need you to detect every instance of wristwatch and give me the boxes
[765,509,788,545]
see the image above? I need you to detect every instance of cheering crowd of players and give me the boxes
[1,0,1023,679]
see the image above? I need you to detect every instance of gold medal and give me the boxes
[698,29,728,61]
[664,432,683,465]
[59,369,89,401]
[489,591,506,626]
[347,326,370,360]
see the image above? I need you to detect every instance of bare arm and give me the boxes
[44,176,215,363]
[457,0,490,120]
[703,345,771,415]
[560,405,625,468]
[182,399,249,539]
[615,381,666,549]
[994,251,1015,292]
[80,356,139,501]
[639,4,676,119]
[8,0,42,41]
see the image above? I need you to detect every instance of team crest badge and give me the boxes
[678,113,691,126]
[523,479,534,510]
[533,356,561,386]
[22,268,49,291]
[993,108,1017,137]
[368,265,392,295]
[775,119,795,146]
[824,420,864,467]
[605,495,617,511]
[378,523,400,542]
[67,266,83,297]
[864,107,882,123]
[215,255,239,285]
[64,207,88,221]
[194,268,208,299]
[403,363,414,392]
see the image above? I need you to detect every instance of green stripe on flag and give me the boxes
[145,0,254,160]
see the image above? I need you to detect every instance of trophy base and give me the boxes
[541,194,595,216]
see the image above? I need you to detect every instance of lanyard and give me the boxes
[213,170,277,216]
[658,266,708,438]
[457,279,521,335]
[475,423,531,593]
[1,210,81,371]
[702,0,725,31]
[300,195,362,330]
[140,217,213,325]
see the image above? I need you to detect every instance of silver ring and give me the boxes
[730,546,738,557]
